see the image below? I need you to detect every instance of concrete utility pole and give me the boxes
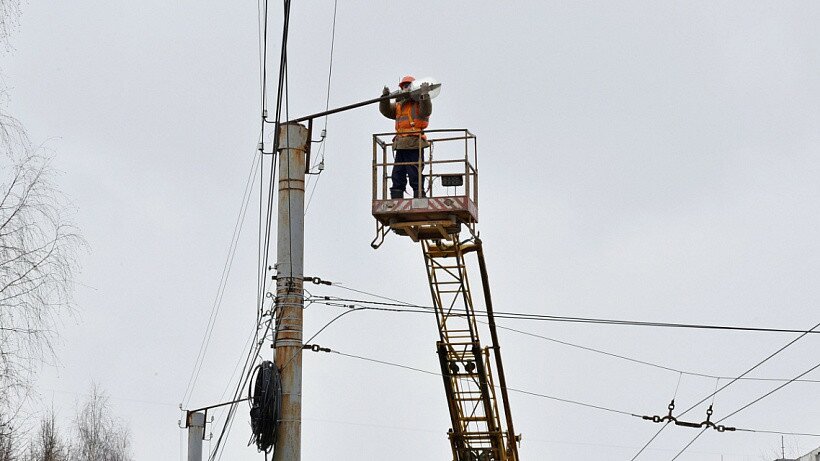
[272,122,308,461]
[187,412,205,461]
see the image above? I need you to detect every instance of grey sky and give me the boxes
[3,1,820,459]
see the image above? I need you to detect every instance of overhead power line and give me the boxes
[677,319,820,418]
[304,0,339,215]
[209,0,293,457]
[311,295,820,336]
[306,286,820,459]
[181,144,263,408]
[309,346,820,440]
[671,355,820,460]
[496,324,820,384]
[312,296,820,386]
[633,319,820,460]
[319,348,641,418]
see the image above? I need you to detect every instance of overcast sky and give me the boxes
[4,1,820,460]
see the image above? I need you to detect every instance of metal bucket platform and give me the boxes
[373,196,477,241]
[371,129,479,247]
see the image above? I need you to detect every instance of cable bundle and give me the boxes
[249,360,281,453]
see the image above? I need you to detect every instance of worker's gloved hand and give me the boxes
[382,86,390,96]
[420,82,429,95]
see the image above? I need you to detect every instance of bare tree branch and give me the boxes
[0,109,84,404]
[71,385,132,461]
[0,0,21,53]
[26,410,68,461]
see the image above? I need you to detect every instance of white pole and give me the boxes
[272,122,308,461]
[187,412,205,461]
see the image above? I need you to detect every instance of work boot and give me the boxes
[390,189,404,199]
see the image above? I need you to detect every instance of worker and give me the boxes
[380,75,432,199]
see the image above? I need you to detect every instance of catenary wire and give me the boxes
[633,319,820,460]
[669,356,820,460]
[735,428,820,437]
[630,424,670,461]
[676,320,820,418]
[672,363,820,461]
[720,359,820,422]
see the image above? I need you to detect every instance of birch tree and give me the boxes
[71,386,131,461]
[0,114,82,403]
[27,412,68,461]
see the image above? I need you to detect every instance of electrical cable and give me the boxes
[633,319,820,460]
[259,0,291,309]
[283,45,294,286]
[309,288,820,458]
[259,0,268,142]
[332,283,417,305]
[210,324,265,459]
[671,356,820,459]
[181,144,263,407]
[211,305,363,457]
[493,324,820,384]
[630,423,670,461]
[322,348,820,454]
[734,428,820,438]
[209,317,273,460]
[249,360,281,452]
[208,295,345,457]
[304,0,339,214]
[277,306,364,373]
[256,0,270,328]
[308,294,820,386]
[720,359,820,422]
[669,428,708,461]
[215,321,260,409]
[326,349,641,418]
[310,292,820,335]
[675,320,820,418]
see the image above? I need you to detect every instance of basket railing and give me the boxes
[372,129,478,207]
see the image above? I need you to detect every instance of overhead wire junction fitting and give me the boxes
[641,400,736,433]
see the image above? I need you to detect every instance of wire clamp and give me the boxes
[304,276,332,285]
[642,401,736,433]
[642,399,677,424]
[303,344,331,353]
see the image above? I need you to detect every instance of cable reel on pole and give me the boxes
[249,360,282,453]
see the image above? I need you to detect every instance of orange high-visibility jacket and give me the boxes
[380,93,432,150]
[395,101,429,139]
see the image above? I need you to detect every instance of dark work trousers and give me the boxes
[391,148,425,198]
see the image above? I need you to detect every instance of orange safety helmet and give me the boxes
[399,75,415,87]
